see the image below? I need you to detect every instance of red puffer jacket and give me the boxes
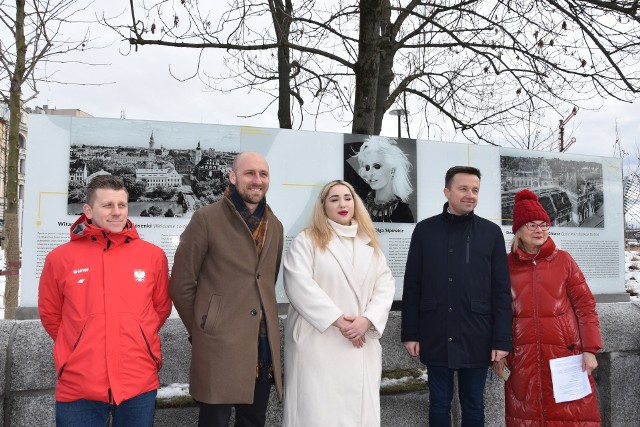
[505,237,602,426]
[39,214,172,404]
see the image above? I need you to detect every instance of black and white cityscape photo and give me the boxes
[67,131,238,217]
[501,155,604,228]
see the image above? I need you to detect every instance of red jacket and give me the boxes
[506,237,602,426]
[38,215,172,404]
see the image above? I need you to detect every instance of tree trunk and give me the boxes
[4,0,26,319]
[352,0,382,135]
[270,0,293,129]
[373,0,394,135]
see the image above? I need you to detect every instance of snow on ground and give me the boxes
[156,383,190,399]
[380,369,428,388]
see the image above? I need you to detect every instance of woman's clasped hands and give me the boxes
[333,315,371,348]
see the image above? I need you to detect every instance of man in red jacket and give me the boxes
[38,175,172,427]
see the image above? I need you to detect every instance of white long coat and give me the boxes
[282,224,395,427]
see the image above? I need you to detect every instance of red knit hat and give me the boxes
[512,189,551,233]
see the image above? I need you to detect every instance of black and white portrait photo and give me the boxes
[501,155,604,228]
[344,135,417,223]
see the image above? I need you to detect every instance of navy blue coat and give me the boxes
[401,203,512,368]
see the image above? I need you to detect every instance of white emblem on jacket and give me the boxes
[134,270,146,282]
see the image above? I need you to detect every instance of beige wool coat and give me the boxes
[169,197,284,404]
[282,225,395,427]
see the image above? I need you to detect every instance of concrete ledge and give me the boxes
[594,293,631,303]
[0,302,638,426]
[9,322,54,391]
[13,308,39,321]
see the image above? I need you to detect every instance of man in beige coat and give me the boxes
[170,152,284,427]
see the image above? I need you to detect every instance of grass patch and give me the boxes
[156,395,196,409]
[380,368,427,395]
[632,255,640,261]
[381,381,427,395]
[629,263,640,270]
[383,368,424,380]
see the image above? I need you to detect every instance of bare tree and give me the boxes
[0,0,92,318]
[116,1,640,144]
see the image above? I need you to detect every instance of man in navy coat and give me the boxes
[401,165,512,427]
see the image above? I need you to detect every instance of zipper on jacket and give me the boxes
[466,235,470,264]
[57,363,67,379]
[531,258,544,419]
[72,328,84,350]
[140,326,161,370]
[58,328,85,379]
[108,388,113,404]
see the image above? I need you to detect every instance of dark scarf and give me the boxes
[225,185,268,255]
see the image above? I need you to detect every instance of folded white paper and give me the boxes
[549,354,592,403]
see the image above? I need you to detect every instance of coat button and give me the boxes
[448,277,453,282]
[250,309,258,316]
[256,273,261,280]
[448,337,453,342]
[448,307,453,312]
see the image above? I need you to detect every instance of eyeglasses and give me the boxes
[524,222,550,231]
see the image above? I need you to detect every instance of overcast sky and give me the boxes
[24,1,640,163]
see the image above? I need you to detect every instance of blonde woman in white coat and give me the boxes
[283,180,395,427]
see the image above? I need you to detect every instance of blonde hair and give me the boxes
[511,232,522,252]
[307,180,380,252]
[355,135,413,202]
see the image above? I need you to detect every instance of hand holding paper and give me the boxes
[549,354,592,403]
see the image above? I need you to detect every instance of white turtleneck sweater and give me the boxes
[327,219,358,264]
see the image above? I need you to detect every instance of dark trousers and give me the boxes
[197,381,272,427]
[426,365,487,427]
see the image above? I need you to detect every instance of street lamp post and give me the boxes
[388,109,406,138]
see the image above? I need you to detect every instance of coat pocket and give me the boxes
[470,300,492,336]
[56,321,87,379]
[202,293,223,336]
[139,326,162,370]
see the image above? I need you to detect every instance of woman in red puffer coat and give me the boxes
[494,189,602,426]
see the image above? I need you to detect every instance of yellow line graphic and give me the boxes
[240,126,272,136]
[37,192,67,219]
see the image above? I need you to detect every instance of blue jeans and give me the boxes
[427,365,487,427]
[56,389,157,427]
